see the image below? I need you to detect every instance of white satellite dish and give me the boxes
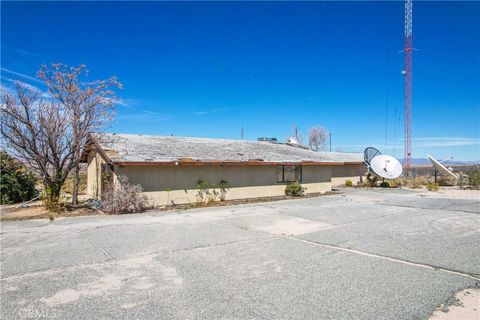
[370,155,403,179]
[427,155,457,180]
[364,147,382,167]
[287,137,299,145]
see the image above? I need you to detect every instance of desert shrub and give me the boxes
[218,179,229,201]
[437,175,456,186]
[196,179,229,203]
[0,151,38,204]
[41,187,70,212]
[379,181,390,188]
[285,182,306,197]
[426,183,439,191]
[467,166,480,189]
[388,179,400,187]
[100,175,150,214]
[365,173,378,187]
[196,179,212,203]
[345,179,353,187]
[413,176,429,188]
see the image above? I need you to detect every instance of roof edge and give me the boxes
[113,160,365,167]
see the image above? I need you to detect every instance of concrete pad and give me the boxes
[1,188,479,319]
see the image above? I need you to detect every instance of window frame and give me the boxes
[277,165,302,183]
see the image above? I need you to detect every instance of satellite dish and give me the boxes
[288,137,299,145]
[364,147,382,166]
[370,155,403,179]
[427,155,457,180]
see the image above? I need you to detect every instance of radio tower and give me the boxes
[403,0,413,171]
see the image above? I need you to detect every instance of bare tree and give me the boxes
[37,63,121,205]
[1,64,121,208]
[1,83,74,208]
[290,124,303,145]
[308,126,329,151]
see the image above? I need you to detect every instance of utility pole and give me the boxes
[329,132,332,152]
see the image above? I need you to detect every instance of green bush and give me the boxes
[285,182,306,197]
[0,152,37,204]
[426,183,439,192]
[345,180,353,187]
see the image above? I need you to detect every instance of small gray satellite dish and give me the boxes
[370,155,403,179]
[364,147,382,166]
[427,155,457,180]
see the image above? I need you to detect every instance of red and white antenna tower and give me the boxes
[403,0,413,170]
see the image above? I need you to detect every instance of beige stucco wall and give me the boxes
[86,151,106,198]
[330,164,366,187]
[114,164,332,206]
[87,149,365,206]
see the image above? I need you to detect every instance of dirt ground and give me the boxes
[0,200,102,221]
[429,288,480,320]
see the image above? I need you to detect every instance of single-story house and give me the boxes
[82,133,366,206]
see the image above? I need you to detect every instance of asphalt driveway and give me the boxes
[1,188,479,320]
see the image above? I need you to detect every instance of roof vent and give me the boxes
[257,137,277,142]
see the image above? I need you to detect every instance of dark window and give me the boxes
[277,165,302,183]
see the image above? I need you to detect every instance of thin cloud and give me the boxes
[412,137,479,147]
[113,98,144,108]
[1,45,43,58]
[1,77,50,98]
[192,107,233,116]
[336,137,479,151]
[0,67,42,83]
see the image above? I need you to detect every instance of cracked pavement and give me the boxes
[1,188,479,319]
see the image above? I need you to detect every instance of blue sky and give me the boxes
[1,1,479,160]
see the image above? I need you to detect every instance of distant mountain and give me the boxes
[399,158,480,166]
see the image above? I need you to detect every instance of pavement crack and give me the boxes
[285,236,480,281]
[167,236,276,254]
[377,202,480,214]
[79,229,114,261]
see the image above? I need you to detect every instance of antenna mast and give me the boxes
[403,0,413,171]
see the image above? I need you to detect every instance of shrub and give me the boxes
[196,179,212,203]
[41,187,70,212]
[437,176,456,186]
[285,182,306,197]
[388,179,400,187]
[218,179,229,201]
[467,166,480,189]
[414,176,429,187]
[366,173,378,187]
[426,183,439,192]
[345,180,353,187]
[379,181,390,188]
[0,152,37,204]
[196,179,230,203]
[100,175,150,214]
